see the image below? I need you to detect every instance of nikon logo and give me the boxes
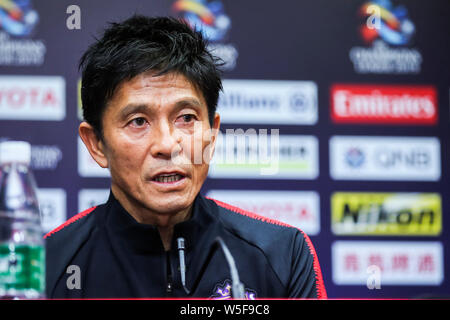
[331,192,441,236]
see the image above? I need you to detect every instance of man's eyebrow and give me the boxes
[173,98,204,110]
[118,104,149,119]
[118,98,204,119]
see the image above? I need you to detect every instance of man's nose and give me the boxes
[150,120,181,159]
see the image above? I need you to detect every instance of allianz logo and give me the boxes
[219,91,313,112]
[219,91,280,110]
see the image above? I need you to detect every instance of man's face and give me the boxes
[97,72,220,220]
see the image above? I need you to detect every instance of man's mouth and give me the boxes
[152,173,185,183]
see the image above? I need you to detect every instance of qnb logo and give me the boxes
[345,147,365,168]
[376,149,430,169]
[330,136,441,181]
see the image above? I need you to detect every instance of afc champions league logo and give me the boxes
[172,0,231,42]
[350,0,422,74]
[172,0,238,70]
[0,0,46,66]
[359,0,415,46]
[0,0,39,37]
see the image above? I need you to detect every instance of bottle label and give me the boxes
[0,244,45,294]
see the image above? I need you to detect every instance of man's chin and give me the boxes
[146,199,192,216]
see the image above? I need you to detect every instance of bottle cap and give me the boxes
[0,141,32,165]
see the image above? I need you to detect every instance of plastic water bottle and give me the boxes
[0,141,45,299]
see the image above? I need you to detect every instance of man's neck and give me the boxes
[111,188,192,251]
[158,226,175,251]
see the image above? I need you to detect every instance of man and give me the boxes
[45,15,327,299]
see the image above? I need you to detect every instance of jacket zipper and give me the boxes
[166,251,173,296]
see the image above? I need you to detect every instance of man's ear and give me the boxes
[79,122,109,168]
[207,112,221,160]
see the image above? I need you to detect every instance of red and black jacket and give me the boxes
[45,192,327,299]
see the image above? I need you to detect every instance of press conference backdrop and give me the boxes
[0,0,449,298]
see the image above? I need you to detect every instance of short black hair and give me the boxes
[79,15,223,138]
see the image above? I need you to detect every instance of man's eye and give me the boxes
[178,114,196,123]
[130,117,147,127]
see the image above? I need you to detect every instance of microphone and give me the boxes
[176,236,245,299]
[176,237,190,295]
[214,237,245,299]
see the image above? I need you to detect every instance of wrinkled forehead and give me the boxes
[105,71,208,115]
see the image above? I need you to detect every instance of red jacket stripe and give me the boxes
[43,206,97,239]
[208,197,327,299]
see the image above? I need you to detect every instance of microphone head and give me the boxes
[177,237,185,249]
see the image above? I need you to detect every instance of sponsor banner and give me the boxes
[206,190,320,236]
[332,241,444,286]
[209,134,319,179]
[331,192,442,236]
[331,85,437,125]
[77,137,110,178]
[0,76,65,121]
[78,189,110,213]
[36,188,66,233]
[329,136,440,181]
[31,144,63,170]
[217,80,317,125]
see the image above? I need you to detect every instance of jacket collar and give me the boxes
[106,191,227,295]
[46,191,225,297]
[105,191,220,254]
